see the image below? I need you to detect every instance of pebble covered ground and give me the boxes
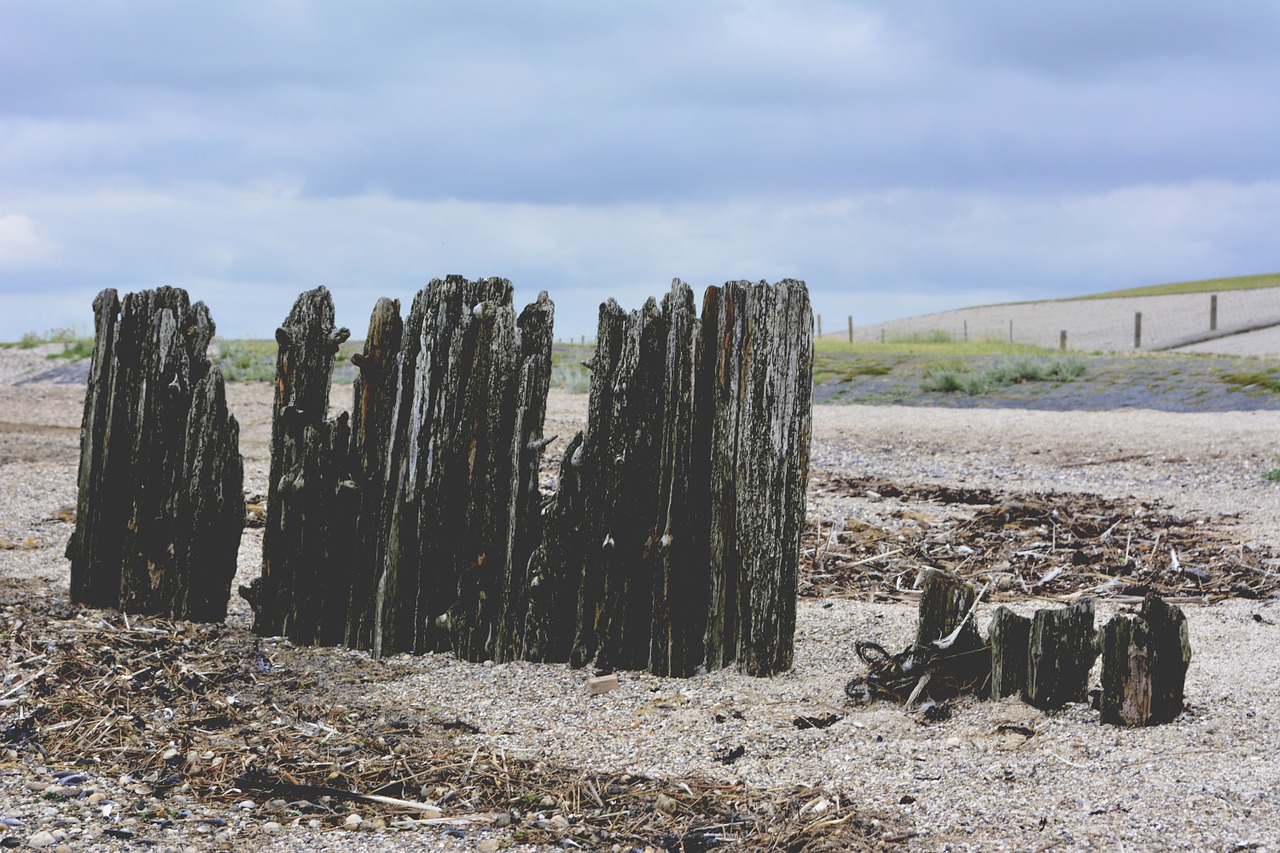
[2,345,1279,851]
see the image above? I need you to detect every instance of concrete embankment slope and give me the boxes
[845,286,1280,355]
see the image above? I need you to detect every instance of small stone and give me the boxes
[493,812,512,828]
[344,814,363,828]
[237,800,256,811]
[655,793,679,814]
[587,673,619,695]
[945,737,962,748]
[27,831,57,848]
[262,821,282,833]
[308,819,321,829]
[478,839,500,853]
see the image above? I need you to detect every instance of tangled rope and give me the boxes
[844,640,990,706]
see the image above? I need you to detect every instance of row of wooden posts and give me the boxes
[902,569,1191,726]
[67,277,813,677]
[64,281,1192,721]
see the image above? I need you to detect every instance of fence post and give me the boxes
[1060,330,1067,350]
[817,313,822,338]
[1210,294,1218,331]
[848,315,853,344]
[1009,319,1013,343]
[1134,312,1142,349]
[963,320,968,343]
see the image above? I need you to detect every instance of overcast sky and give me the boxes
[2,1,1278,341]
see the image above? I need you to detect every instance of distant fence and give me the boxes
[822,287,1280,352]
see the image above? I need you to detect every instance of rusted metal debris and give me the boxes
[803,473,1278,603]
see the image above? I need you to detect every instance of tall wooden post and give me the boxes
[241,287,351,642]
[1210,294,1218,331]
[67,287,244,622]
[1134,312,1143,349]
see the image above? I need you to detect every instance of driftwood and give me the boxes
[67,287,244,621]
[1099,595,1191,725]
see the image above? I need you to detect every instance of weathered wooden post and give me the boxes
[67,287,244,621]
[910,568,988,697]
[344,298,404,650]
[367,278,553,661]
[240,287,352,643]
[1026,599,1098,709]
[1099,595,1191,726]
[1210,294,1218,331]
[1134,312,1143,349]
[700,280,813,675]
[988,606,1031,699]
[534,279,811,677]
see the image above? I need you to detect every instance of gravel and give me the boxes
[2,344,1279,851]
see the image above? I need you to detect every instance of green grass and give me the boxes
[213,339,279,383]
[550,343,594,394]
[921,355,1088,396]
[1264,468,1280,482]
[1066,272,1280,301]
[1222,370,1280,394]
[1,327,95,359]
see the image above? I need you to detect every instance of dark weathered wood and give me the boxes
[369,277,552,661]
[493,292,555,661]
[67,288,123,608]
[67,287,244,621]
[522,431,589,663]
[988,606,1031,700]
[345,298,403,650]
[241,287,351,638]
[1100,595,1191,726]
[649,283,706,677]
[700,280,813,676]
[581,296,670,672]
[1026,599,1098,710]
[914,568,981,652]
[553,278,811,677]
[237,277,808,679]
[722,280,813,676]
[909,568,988,696]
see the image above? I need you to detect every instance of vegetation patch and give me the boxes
[922,355,1087,396]
[1222,370,1280,394]
[2,328,94,359]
